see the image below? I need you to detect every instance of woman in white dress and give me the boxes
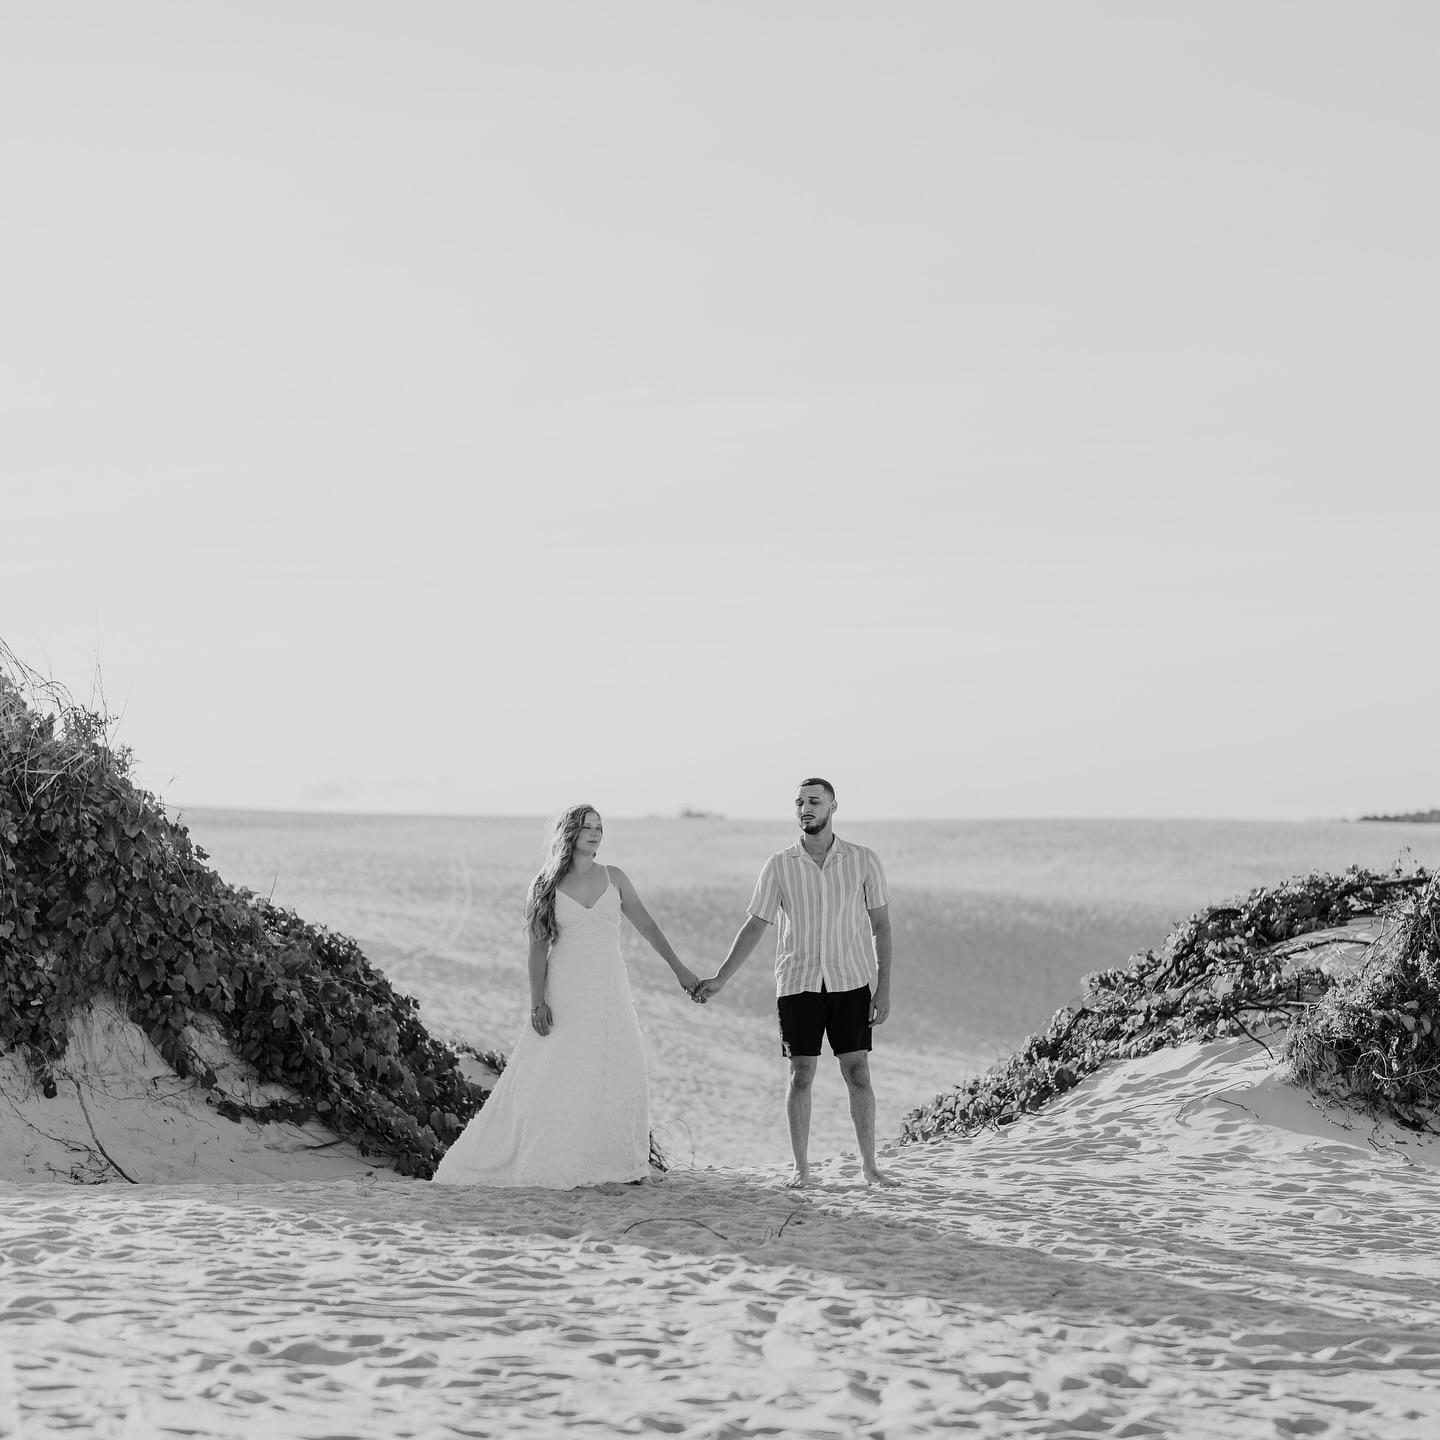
[433,804,697,1189]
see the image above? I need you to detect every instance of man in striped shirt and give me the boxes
[693,778,896,1187]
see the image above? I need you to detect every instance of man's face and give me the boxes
[795,786,835,835]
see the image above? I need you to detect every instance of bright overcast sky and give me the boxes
[2,3,1436,820]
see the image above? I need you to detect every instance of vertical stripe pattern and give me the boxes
[746,837,890,996]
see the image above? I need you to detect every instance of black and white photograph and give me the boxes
[3,3,1440,1435]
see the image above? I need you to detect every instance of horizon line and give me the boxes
[162,802,1409,827]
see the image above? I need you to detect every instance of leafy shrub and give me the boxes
[0,654,484,1176]
[1285,874,1440,1131]
[900,865,1430,1144]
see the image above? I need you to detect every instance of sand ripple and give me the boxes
[4,1039,1440,1438]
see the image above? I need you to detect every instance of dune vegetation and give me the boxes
[0,650,485,1177]
[1285,874,1440,1129]
[902,864,1437,1144]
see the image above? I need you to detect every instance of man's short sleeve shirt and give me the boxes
[745,837,889,997]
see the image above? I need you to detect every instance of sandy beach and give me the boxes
[5,1004,1440,1436]
[8,800,1440,1440]
[7,813,1440,1436]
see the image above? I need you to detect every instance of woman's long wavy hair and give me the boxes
[524,802,599,946]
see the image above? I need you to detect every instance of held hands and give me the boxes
[690,975,724,1004]
[531,1001,553,1036]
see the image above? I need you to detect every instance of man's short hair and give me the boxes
[797,777,836,801]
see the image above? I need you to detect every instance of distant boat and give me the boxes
[678,807,724,820]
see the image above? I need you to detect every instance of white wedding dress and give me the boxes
[432,871,651,1189]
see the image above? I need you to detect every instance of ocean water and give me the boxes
[181,811,1440,1165]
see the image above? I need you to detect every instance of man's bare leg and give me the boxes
[837,1051,897,1186]
[784,1055,818,1187]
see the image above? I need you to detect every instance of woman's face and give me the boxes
[575,810,604,857]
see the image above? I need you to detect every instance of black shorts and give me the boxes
[776,984,872,1059]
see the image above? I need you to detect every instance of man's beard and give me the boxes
[800,818,826,834]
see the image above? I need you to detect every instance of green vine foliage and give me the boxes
[900,865,1431,1145]
[1285,874,1440,1131]
[0,671,485,1177]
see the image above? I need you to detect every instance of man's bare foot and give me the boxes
[863,1166,899,1188]
[781,1167,814,1189]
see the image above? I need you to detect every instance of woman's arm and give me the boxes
[527,932,554,1035]
[611,866,698,993]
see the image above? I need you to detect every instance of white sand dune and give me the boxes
[0,1000,386,1187]
[5,1028,1440,1438]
